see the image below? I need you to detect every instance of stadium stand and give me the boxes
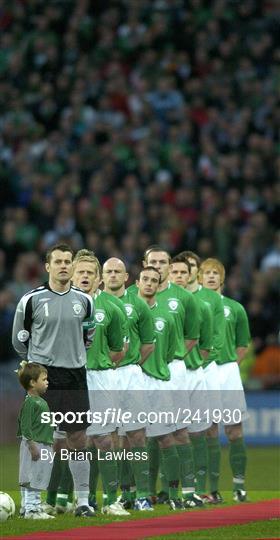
[0,0,279,380]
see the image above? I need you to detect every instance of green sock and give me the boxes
[176,444,195,500]
[47,454,62,506]
[119,456,132,500]
[207,437,221,493]
[46,491,57,507]
[130,485,136,503]
[160,445,180,500]
[130,471,136,501]
[147,438,160,496]
[229,437,247,491]
[159,447,169,494]
[57,461,74,507]
[130,447,149,499]
[191,435,208,494]
[99,452,118,505]
[88,447,99,503]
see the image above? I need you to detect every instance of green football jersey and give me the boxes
[127,283,138,295]
[185,294,213,370]
[101,290,129,343]
[218,295,250,365]
[156,282,200,361]
[194,286,225,366]
[142,302,175,380]
[17,394,53,444]
[118,290,155,366]
[86,290,125,370]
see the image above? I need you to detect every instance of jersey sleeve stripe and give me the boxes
[21,287,48,312]
[24,296,33,335]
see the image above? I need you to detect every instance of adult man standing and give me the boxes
[169,255,212,499]
[103,257,155,511]
[12,244,95,517]
[137,266,183,509]
[179,250,225,504]
[73,250,129,516]
[129,246,203,508]
[200,258,250,502]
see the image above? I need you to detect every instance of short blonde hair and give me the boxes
[199,258,225,284]
[73,250,101,277]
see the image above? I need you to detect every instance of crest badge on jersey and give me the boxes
[73,303,82,315]
[168,299,178,311]
[17,330,30,342]
[155,320,165,332]
[125,304,133,317]
[95,311,105,323]
[224,306,231,317]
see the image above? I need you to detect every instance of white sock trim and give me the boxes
[233,477,244,484]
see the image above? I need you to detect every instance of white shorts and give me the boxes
[142,372,177,437]
[203,360,223,423]
[53,430,67,440]
[187,367,211,433]
[116,364,146,433]
[168,360,191,430]
[86,369,119,435]
[217,362,249,425]
[19,439,53,490]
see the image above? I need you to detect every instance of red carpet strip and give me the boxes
[8,498,280,540]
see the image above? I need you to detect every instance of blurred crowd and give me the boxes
[0,0,279,387]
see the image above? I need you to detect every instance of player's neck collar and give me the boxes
[158,281,170,293]
[46,282,71,295]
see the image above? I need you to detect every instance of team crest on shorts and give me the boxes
[155,319,165,332]
[73,303,82,315]
[168,299,178,311]
[125,304,133,317]
[95,311,105,323]
[224,306,231,317]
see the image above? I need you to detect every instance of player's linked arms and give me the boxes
[83,318,96,349]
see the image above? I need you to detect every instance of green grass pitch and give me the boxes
[0,445,279,538]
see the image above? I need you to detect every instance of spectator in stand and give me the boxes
[252,336,280,390]
[0,0,279,365]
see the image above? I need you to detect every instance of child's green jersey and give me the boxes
[142,302,176,380]
[218,295,250,364]
[86,290,125,370]
[17,394,53,444]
